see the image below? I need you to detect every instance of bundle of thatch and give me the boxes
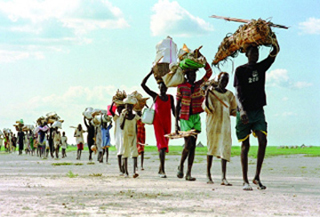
[36,116,46,125]
[112,89,127,105]
[165,129,199,139]
[212,19,278,65]
[131,91,149,112]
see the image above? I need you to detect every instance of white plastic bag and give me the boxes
[52,121,62,129]
[83,107,94,120]
[154,36,178,64]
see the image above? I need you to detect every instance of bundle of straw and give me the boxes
[212,19,278,65]
[131,91,149,112]
[165,129,199,139]
[112,89,127,105]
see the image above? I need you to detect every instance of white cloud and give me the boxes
[266,69,289,86]
[0,0,129,34]
[266,69,312,89]
[0,49,44,63]
[0,0,129,62]
[299,17,320,35]
[150,0,213,37]
[292,81,313,89]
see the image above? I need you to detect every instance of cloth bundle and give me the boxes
[212,18,278,65]
[52,121,62,129]
[46,112,61,124]
[162,44,206,87]
[91,114,112,126]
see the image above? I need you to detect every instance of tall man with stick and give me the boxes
[234,39,280,190]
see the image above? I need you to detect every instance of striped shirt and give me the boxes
[177,62,212,120]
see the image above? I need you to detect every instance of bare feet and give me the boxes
[185,175,196,181]
[253,179,267,190]
[221,179,232,186]
[177,166,184,179]
[133,173,139,178]
[206,174,213,184]
[243,182,253,191]
[159,173,167,178]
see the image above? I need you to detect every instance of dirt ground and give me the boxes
[0,149,319,217]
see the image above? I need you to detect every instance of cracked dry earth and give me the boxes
[0,150,319,216]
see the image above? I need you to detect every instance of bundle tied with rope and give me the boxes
[112,89,127,106]
[162,44,206,87]
[212,18,279,66]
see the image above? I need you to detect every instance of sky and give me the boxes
[0,0,319,147]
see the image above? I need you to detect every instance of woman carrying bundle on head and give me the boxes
[202,72,237,185]
[141,70,175,178]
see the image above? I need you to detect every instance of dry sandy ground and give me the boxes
[0,149,319,217]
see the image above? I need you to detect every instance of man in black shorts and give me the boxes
[234,39,280,190]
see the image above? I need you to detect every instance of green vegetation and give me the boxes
[64,145,320,158]
[89,173,102,177]
[74,163,83,166]
[52,162,73,166]
[67,170,78,178]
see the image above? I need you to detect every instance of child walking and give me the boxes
[120,96,140,178]
[61,132,68,158]
[74,124,85,160]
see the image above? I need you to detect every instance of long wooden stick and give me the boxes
[210,15,289,29]
[208,89,228,108]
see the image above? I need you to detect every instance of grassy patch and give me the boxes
[66,145,320,158]
[87,162,95,165]
[89,173,102,177]
[52,162,73,166]
[67,171,78,178]
[74,163,83,166]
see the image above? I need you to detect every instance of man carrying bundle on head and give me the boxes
[175,47,212,181]
[234,37,280,191]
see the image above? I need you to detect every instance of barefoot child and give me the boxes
[120,96,140,178]
[53,127,61,159]
[61,132,68,158]
[101,117,112,164]
[74,124,85,160]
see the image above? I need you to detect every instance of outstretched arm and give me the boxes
[141,69,158,99]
